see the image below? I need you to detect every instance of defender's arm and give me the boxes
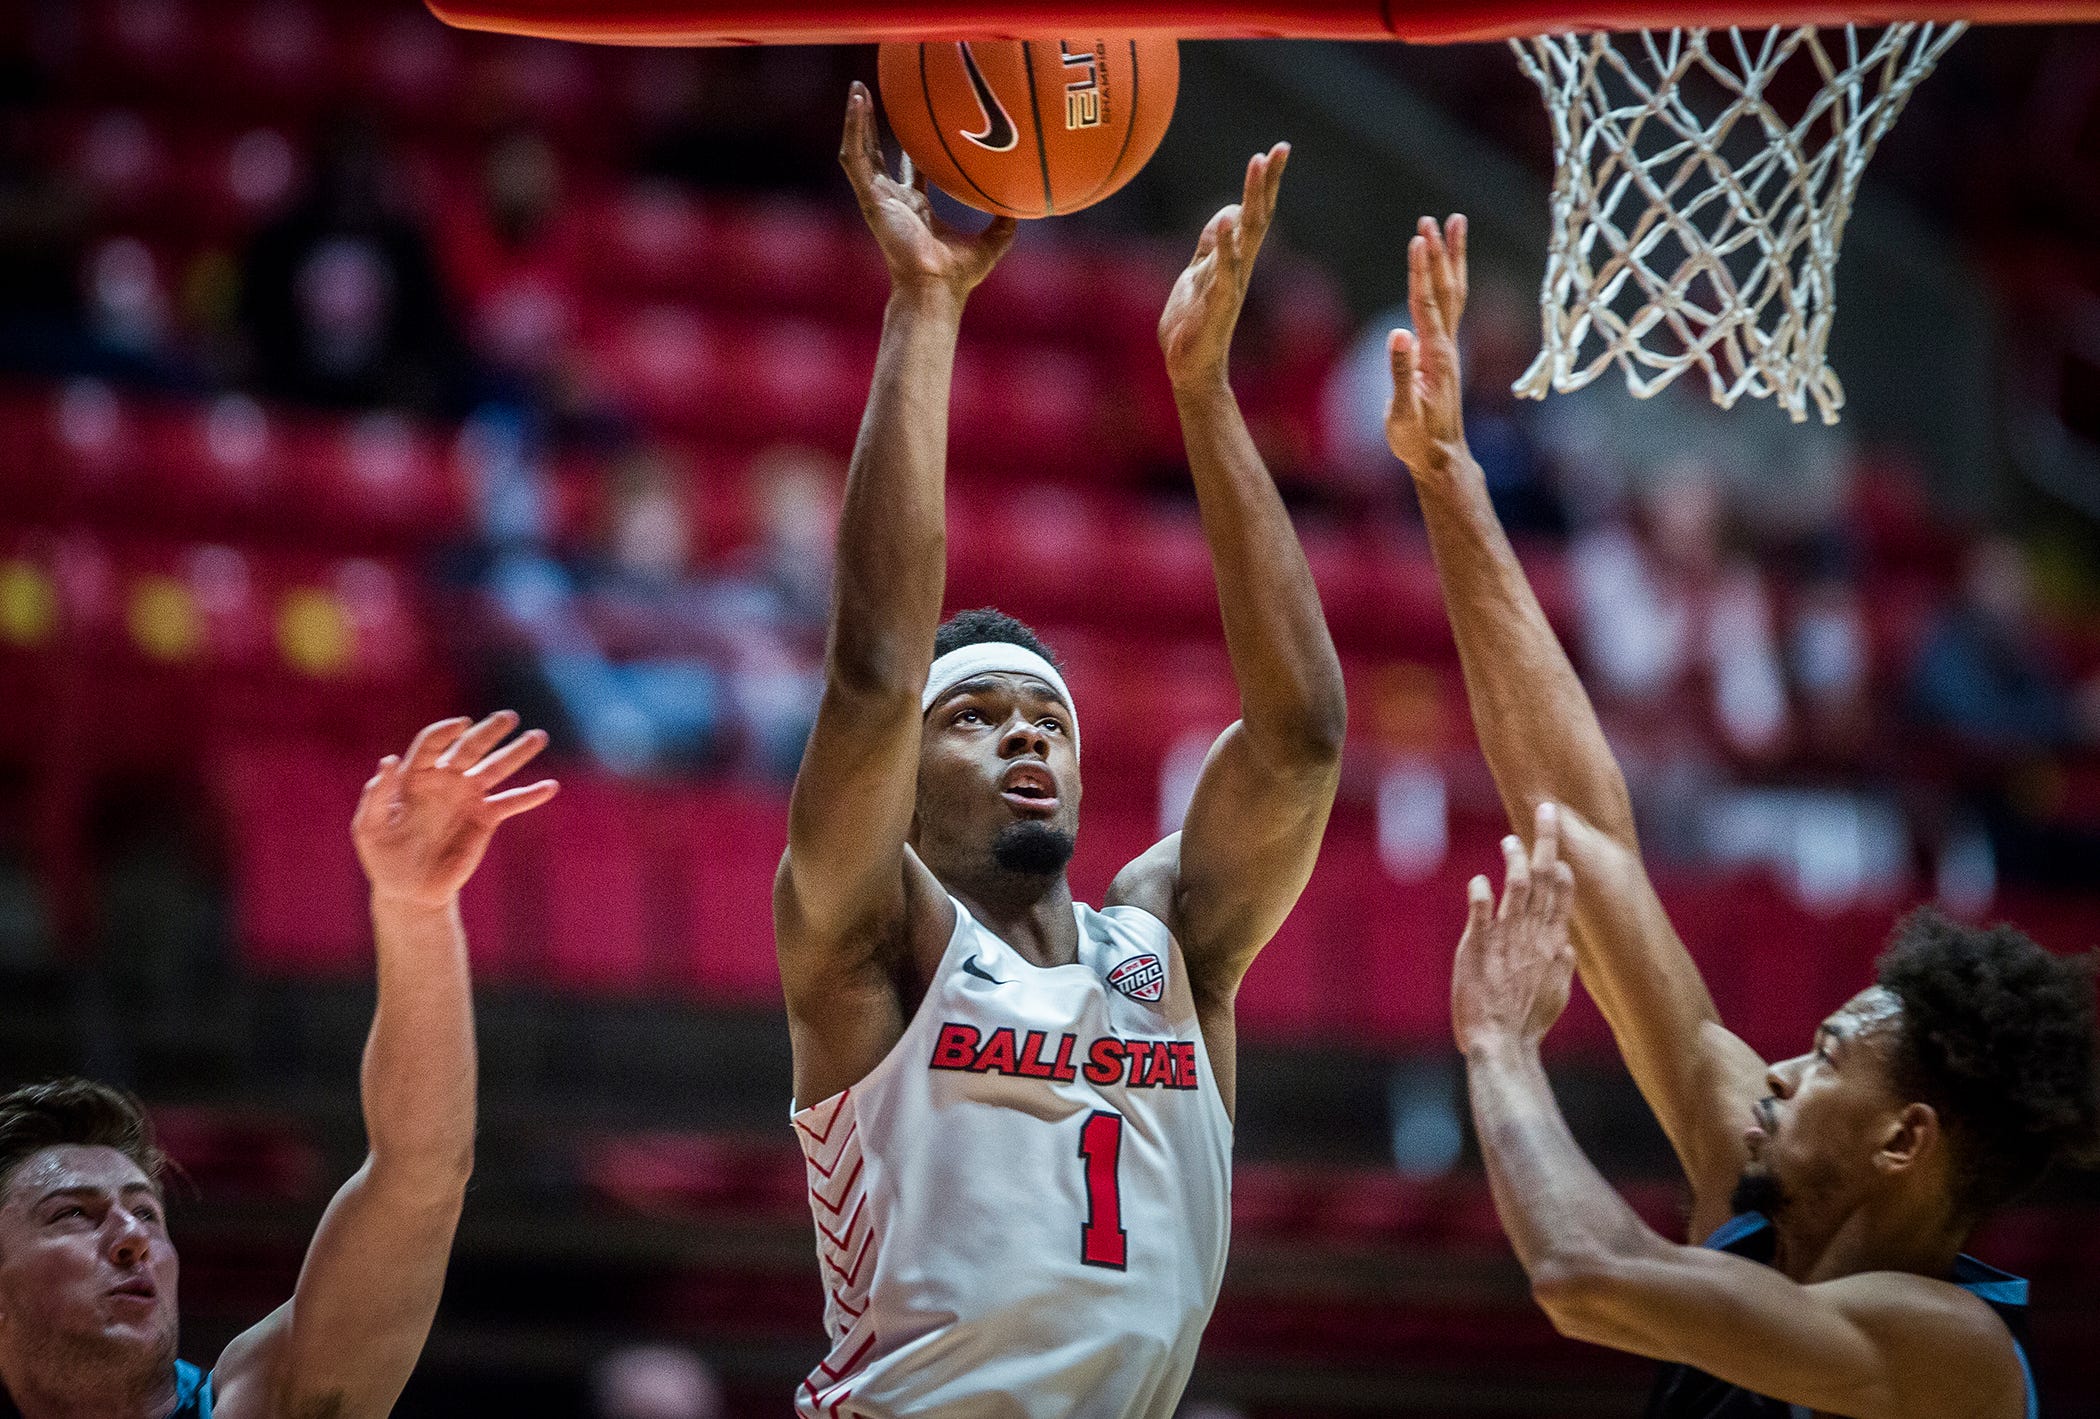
[213,714,557,1419]
[1390,220,1766,1221]
[776,85,1016,1107]
[1455,825,2026,1419]
[1135,146,1345,1018]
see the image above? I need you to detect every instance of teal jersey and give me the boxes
[168,1359,212,1418]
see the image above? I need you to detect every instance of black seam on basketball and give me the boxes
[1075,40,1144,211]
[924,43,1011,216]
[1019,40,1055,217]
[1379,0,1398,35]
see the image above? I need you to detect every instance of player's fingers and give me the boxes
[900,150,922,194]
[1215,204,1244,269]
[1528,801,1561,891]
[980,212,1019,261]
[1410,232,1450,344]
[440,709,518,769]
[1387,327,1417,397]
[1191,208,1225,264]
[1497,834,1530,921]
[404,717,472,771]
[1242,148,1286,262]
[1420,217,1455,337]
[839,84,875,187]
[1549,860,1577,926]
[468,726,549,786]
[485,778,560,821]
[1465,872,1494,934]
[354,752,397,811]
[1446,212,1469,316]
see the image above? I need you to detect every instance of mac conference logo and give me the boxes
[1106,953,1165,1003]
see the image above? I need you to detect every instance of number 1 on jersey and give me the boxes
[1078,1110,1127,1268]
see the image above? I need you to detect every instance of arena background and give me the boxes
[1,2,2097,1413]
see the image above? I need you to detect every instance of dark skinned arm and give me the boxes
[1113,146,1346,1120]
[1454,816,2028,1419]
[774,85,1016,1109]
[1386,219,1767,1227]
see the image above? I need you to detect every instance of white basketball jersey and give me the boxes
[791,895,1233,1419]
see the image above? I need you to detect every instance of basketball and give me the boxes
[876,37,1179,218]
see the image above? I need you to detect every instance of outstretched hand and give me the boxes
[1385,214,1471,473]
[1158,142,1290,390]
[353,711,558,911]
[839,81,1017,305]
[1452,801,1577,1055]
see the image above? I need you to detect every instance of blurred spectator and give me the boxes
[1906,535,2100,755]
[239,117,464,413]
[480,432,729,777]
[1323,275,1565,531]
[726,444,841,637]
[471,421,828,779]
[589,1343,723,1419]
[439,129,584,408]
[1784,561,1876,767]
[1571,461,1792,763]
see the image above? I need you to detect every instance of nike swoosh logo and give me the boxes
[956,43,1017,153]
[960,954,1008,985]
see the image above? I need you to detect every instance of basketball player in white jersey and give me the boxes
[772,86,1345,1419]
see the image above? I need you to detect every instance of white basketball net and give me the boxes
[1510,23,1965,423]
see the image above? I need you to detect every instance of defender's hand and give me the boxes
[1385,214,1472,474]
[839,82,1017,305]
[353,712,558,911]
[1453,801,1577,1055]
[1159,142,1290,390]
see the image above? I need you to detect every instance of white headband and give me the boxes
[922,643,1078,743]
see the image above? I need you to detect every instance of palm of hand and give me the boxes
[351,713,556,910]
[867,177,977,287]
[1384,338,1465,466]
[1385,216,1472,471]
[1453,818,1577,1052]
[356,772,495,909]
[1158,143,1287,386]
[1159,240,1234,381]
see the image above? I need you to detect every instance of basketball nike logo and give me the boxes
[955,43,1018,153]
[961,953,1008,985]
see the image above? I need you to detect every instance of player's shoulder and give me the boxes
[1814,1267,2030,1413]
[1104,832,1182,930]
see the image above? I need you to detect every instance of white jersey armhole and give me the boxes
[788,897,977,1120]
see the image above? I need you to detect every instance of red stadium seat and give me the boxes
[217,740,370,974]
[679,783,789,1003]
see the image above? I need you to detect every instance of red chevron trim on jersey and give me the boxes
[823,1227,876,1288]
[816,1193,867,1252]
[831,1290,866,1320]
[794,1089,851,1146]
[808,1156,863,1215]
[803,1121,859,1179]
[818,1330,876,1379]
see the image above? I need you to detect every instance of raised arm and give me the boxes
[1387,220,1765,1222]
[775,84,1016,1107]
[1451,828,2028,1419]
[212,712,557,1419]
[1117,145,1344,1036]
